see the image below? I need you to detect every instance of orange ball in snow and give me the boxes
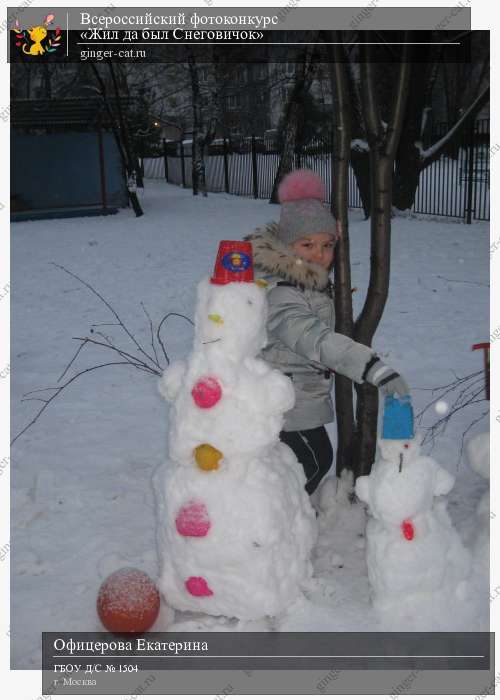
[97,567,160,634]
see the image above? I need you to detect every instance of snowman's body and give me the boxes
[156,269,317,620]
[465,432,489,631]
[355,438,472,629]
[164,353,294,464]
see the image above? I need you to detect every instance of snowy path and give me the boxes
[10,181,489,668]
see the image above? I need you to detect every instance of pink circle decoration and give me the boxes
[185,576,213,597]
[191,376,222,409]
[175,501,211,537]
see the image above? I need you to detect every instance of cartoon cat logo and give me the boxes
[13,13,62,56]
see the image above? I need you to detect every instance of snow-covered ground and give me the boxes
[10,180,489,668]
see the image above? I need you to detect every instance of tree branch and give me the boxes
[385,35,411,158]
[51,263,161,371]
[420,85,489,165]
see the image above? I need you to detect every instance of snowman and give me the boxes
[154,240,317,621]
[464,432,489,631]
[355,433,472,630]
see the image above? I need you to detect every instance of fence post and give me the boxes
[180,138,186,188]
[162,139,169,182]
[223,136,230,193]
[251,134,258,199]
[465,121,475,224]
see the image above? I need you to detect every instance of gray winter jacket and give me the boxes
[246,222,376,432]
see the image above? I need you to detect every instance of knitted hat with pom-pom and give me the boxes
[277,169,337,246]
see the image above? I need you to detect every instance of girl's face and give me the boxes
[291,232,335,270]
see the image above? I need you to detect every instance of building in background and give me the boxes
[11,97,128,221]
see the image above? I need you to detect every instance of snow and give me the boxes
[10,180,489,668]
[351,138,369,153]
[434,399,449,414]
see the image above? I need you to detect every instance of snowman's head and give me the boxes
[355,437,455,525]
[194,278,267,362]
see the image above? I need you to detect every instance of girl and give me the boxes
[246,169,409,496]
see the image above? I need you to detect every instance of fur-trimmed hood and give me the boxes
[245,222,330,292]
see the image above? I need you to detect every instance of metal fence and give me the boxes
[411,119,490,222]
[144,120,489,222]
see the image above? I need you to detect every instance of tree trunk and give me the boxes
[270,100,302,203]
[270,39,318,203]
[90,63,143,217]
[135,158,144,189]
[346,62,371,218]
[392,59,430,211]
[350,150,371,219]
[328,37,356,477]
[392,141,422,211]
[352,36,411,477]
[352,152,393,476]
[107,62,144,214]
[187,49,207,197]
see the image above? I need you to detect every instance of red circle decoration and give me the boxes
[191,377,222,408]
[176,501,211,537]
[97,568,160,633]
[401,519,415,541]
[185,576,213,597]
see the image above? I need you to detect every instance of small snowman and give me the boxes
[355,398,471,630]
[464,432,489,631]
[154,241,317,621]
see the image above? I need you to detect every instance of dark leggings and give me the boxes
[279,426,334,495]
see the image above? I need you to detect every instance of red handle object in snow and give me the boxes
[472,342,490,400]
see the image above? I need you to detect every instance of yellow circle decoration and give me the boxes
[194,444,223,471]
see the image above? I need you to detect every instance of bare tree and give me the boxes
[346,61,371,218]
[186,50,225,196]
[187,49,207,196]
[342,31,489,213]
[328,37,356,477]
[270,34,319,203]
[350,34,411,477]
[90,63,144,217]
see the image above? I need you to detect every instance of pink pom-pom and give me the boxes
[278,169,325,203]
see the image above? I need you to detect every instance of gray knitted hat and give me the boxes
[277,169,337,246]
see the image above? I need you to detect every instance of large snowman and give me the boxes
[154,240,317,620]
